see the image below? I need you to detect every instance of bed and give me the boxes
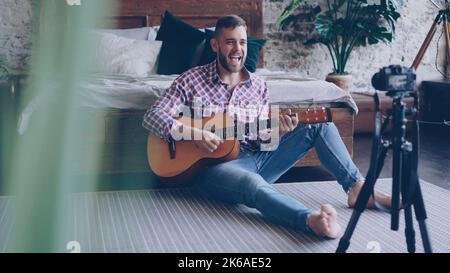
[30,0,357,176]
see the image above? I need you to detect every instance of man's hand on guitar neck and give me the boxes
[279,109,299,138]
[192,127,224,153]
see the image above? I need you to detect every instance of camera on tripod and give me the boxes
[336,64,432,253]
[371,65,416,92]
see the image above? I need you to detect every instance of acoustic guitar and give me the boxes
[147,108,332,182]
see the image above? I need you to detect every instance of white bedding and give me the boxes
[77,70,358,111]
[17,70,358,134]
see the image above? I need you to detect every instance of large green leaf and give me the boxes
[276,0,307,29]
[278,0,400,74]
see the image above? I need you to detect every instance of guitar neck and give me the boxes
[207,107,333,139]
[274,107,333,125]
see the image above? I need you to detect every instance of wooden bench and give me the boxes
[353,92,414,134]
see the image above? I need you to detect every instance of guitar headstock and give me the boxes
[294,107,333,124]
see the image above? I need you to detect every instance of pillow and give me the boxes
[98,27,151,40]
[197,29,216,66]
[190,27,215,67]
[155,11,206,75]
[199,27,216,32]
[190,40,207,67]
[197,29,266,72]
[148,26,160,41]
[90,32,162,76]
[245,38,266,72]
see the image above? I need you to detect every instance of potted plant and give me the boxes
[277,0,400,91]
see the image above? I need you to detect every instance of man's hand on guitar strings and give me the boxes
[194,129,224,153]
[279,109,299,137]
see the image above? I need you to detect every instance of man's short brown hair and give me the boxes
[214,15,247,38]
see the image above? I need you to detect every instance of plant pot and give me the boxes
[325,73,353,92]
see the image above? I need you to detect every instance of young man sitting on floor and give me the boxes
[143,15,392,238]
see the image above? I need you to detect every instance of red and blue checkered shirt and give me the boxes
[142,60,270,148]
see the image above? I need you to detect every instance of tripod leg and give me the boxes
[411,111,432,253]
[403,154,432,253]
[412,182,433,253]
[391,98,407,231]
[401,149,416,253]
[411,13,441,70]
[444,19,450,78]
[404,205,416,253]
[336,146,389,253]
[404,114,432,253]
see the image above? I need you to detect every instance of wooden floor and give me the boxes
[280,124,450,191]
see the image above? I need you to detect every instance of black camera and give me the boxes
[371,65,416,92]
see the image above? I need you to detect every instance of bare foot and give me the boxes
[347,180,395,209]
[307,204,342,239]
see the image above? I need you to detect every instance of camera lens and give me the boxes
[371,72,382,90]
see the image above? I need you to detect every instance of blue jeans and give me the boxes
[193,122,364,233]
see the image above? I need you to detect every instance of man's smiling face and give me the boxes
[211,26,247,73]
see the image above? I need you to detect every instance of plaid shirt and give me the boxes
[142,60,270,148]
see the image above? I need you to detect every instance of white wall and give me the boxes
[0,0,33,74]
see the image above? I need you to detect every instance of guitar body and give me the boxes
[147,135,240,181]
[147,113,240,182]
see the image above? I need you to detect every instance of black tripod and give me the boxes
[336,91,432,253]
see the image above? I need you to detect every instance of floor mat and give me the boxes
[1,178,449,253]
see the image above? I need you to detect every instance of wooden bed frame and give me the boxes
[56,0,354,175]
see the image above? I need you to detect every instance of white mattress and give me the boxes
[18,70,358,134]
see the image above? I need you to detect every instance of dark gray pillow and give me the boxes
[156,11,206,75]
